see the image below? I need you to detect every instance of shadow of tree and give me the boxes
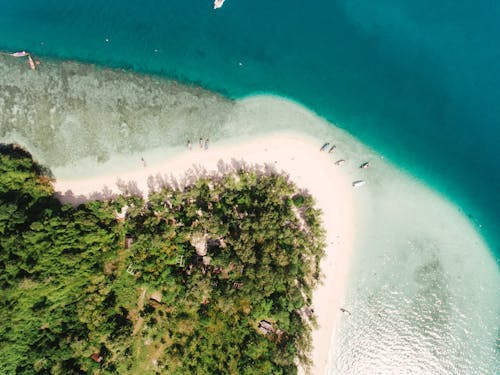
[54,158,296,205]
[55,186,118,206]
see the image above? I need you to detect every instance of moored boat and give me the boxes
[352,180,366,187]
[27,55,36,70]
[10,51,29,57]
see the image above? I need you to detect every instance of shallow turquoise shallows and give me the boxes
[0,0,499,257]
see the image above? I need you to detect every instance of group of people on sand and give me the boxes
[186,137,209,151]
[140,137,210,168]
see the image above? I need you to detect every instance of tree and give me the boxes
[0,146,326,374]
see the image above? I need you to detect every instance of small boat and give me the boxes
[352,180,366,188]
[340,307,352,316]
[320,142,330,151]
[335,159,346,166]
[359,162,370,169]
[10,51,29,57]
[214,0,225,9]
[328,145,336,153]
[27,55,36,70]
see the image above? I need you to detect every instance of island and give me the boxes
[0,142,331,374]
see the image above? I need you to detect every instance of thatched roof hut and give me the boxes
[190,232,207,256]
[258,320,274,335]
[150,291,162,303]
[90,352,103,363]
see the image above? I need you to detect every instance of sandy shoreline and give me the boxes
[54,132,355,375]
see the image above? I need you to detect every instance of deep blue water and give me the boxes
[0,0,499,259]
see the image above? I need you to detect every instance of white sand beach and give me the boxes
[54,133,355,375]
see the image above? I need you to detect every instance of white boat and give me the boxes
[27,55,36,70]
[352,180,366,188]
[10,51,29,57]
[214,0,225,9]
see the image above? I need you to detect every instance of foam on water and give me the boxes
[0,57,498,374]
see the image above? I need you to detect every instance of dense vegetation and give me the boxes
[0,144,326,374]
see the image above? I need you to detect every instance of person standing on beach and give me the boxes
[187,139,192,150]
[204,138,209,150]
[141,157,147,167]
[199,138,203,148]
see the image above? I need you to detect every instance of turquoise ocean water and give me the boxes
[1,1,498,259]
[1,1,499,373]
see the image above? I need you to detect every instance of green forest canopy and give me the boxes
[0,144,326,374]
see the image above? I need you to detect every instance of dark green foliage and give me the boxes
[291,194,305,208]
[0,145,326,374]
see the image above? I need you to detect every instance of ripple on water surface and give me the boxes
[331,174,500,374]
